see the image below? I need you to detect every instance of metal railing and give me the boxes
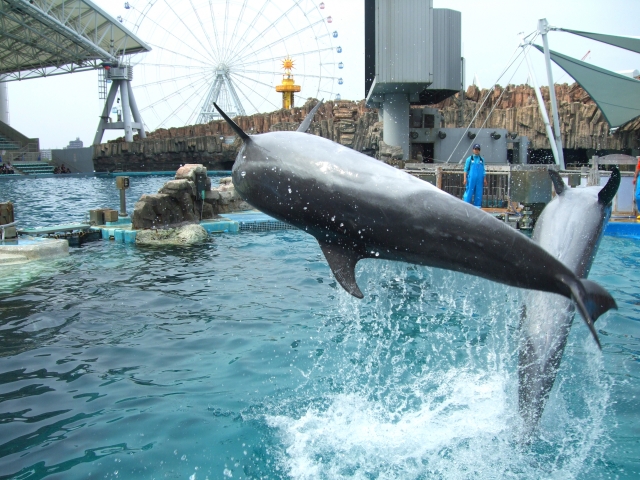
[440,171,510,208]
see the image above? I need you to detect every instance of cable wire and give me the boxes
[444,33,537,163]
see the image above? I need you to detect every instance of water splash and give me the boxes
[266,260,611,479]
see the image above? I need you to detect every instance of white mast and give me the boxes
[538,18,565,170]
[521,40,560,164]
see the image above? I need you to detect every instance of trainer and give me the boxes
[463,144,487,207]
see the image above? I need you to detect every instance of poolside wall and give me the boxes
[51,146,94,173]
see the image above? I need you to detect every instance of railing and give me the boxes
[433,168,510,208]
[1,221,17,241]
[2,146,42,163]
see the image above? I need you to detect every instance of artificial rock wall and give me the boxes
[94,100,381,172]
[96,85,639,172]
[436,83,640,151]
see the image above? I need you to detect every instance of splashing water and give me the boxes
[265,261,612,479]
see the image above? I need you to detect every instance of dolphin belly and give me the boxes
[518,168,620,436]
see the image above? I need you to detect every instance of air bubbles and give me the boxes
[241,171,246,177]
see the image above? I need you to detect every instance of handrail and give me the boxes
[1,221,18,241]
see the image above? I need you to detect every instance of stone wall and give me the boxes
[93,135,238,172]
[94,99,381,172]
[95,87,639,172]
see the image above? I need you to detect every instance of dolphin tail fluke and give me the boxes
[212,103,250,141]
[297,99,324,133]
[580,278,618,323]
[548,169,566,195]
[319,241,364,298]
[565,276,617,349]
[598,166,620,205]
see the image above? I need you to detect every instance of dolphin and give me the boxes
[214,102,616,347]
[518,168,620,434]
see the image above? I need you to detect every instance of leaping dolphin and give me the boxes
[518,168,620,435]
[214,102,616,347]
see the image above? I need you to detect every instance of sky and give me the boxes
[4,0,639,149]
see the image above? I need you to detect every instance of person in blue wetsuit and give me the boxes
[463,144,487,207]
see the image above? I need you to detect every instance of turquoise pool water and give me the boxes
[0,176,639,479]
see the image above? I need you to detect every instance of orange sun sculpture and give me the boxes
[275,56,301,110]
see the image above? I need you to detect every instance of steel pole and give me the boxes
[119,189,127,217]
[120,79,134,142]
[126,80,146,139]
[93,79,119,145]
[538,19,565,170]
[523,43,560,164]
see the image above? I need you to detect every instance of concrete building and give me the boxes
[66,137,83,149]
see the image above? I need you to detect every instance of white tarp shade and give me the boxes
[533,45,640,128]
[0,0,151,81]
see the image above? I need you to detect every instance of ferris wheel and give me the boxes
[118,0,343,132]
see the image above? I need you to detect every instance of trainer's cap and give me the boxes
[473,144,481,150]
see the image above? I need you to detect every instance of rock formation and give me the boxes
[97,86,639,173]
[94,99,382,172]
[131,164,252,230]
[435,83,640,151]
[135,224,209,246]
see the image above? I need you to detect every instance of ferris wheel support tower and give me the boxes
[197,65,246,123]
[94,65,147,144]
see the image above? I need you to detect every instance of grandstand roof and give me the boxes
[0,0,151,81]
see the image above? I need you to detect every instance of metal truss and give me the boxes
[0,0,151,81]
[197,69,247,123]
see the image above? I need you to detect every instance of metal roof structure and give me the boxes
[0,0,151,81]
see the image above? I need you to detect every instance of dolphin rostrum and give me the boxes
[214,102,616,347]
[518,168,620,434]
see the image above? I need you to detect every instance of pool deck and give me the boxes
[4,209,640,251]
[92,211,293,244]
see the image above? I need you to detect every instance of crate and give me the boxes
[103,209,119,222]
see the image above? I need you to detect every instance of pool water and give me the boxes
[1,176,639,479]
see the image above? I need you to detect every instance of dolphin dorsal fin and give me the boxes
[318,240,364,299]
[297,99,324,133]
[548,169,566,196]
[598,166,620,205]
[213,103,250,141]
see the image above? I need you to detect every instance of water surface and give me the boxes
[0,176,638,479]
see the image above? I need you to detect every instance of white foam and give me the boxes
[267,370,526,479]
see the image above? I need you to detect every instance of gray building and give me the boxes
[365,0,463,160]
[66,137,84,149]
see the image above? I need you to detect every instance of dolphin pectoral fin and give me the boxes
[564,276,617,349]
[318,241,364,298]
[297,99,324,133]
[548,169,566,196]
[598,166,620,205]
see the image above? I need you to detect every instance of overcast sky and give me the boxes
[5,0,639,149]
